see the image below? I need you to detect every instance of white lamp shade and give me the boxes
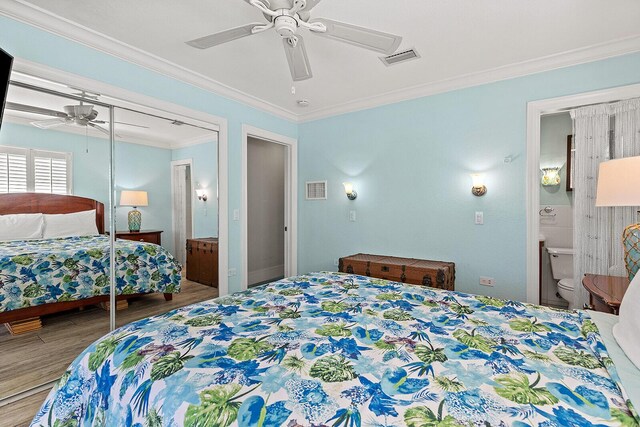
[470,174,485,188]
[343,182,354,194]
[595,156,640,207]
[120,190,148,207]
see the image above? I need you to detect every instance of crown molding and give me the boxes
[1,0,298,122]
[298,34,640,123]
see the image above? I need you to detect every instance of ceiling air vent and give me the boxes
[306,181,327,200]
[380,48,420,66]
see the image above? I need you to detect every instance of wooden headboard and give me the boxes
[0,193,105,234]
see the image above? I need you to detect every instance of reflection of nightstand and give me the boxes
[115,230,162,245]
[582,274,630,314]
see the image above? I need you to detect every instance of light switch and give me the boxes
[233,209,240,221]
[349,210,356,222]
[475,211,484,225]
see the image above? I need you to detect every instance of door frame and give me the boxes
[170,159,194,264]
[525,82,640,304]
[241,124,298,290]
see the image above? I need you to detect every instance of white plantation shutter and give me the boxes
[33,151,71,194]
[0,146,72,194]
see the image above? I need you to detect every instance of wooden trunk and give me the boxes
[186,238,219,287]
[339,253,455,291]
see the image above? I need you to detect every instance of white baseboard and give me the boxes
[248,264,285,285]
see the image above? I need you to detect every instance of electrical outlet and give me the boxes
[349,210,356,222]
[228,268,237,277]
[475,211,484,225]
[479,276,495,286]
[233,209,240,221]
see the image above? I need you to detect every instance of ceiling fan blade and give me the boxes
[186,24,262,49]
[310,18,402,54]
[283,36,312,82]
[6,102,68,118]
[30,118,67,129]
[87,122,110,135]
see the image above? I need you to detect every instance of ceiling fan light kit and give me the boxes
[186,0,403,81]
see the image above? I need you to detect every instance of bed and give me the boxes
[0,193,181,327]
[31,272,639,426]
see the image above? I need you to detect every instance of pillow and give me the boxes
[613,272,640,370]
[0,213,45,241]
[43,210,99,239]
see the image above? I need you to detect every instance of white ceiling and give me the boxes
[9,0,640,120]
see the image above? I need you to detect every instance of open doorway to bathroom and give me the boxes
[538,112,573,309]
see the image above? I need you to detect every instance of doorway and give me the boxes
[171,159,193,266]
[241,125,298,290]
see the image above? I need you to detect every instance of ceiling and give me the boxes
[8,0,640,120]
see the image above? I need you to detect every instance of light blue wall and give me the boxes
[540,113,573,206]
[172,141,219,238]
[298,52,640,302]
[0,15,298,294]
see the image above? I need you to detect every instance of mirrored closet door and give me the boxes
[111,105,220,328]
[0,77,114,399]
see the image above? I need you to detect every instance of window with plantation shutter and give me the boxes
[0,146,72,195]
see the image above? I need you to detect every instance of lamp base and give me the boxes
[128,208,142,232]
[623,222,640,282]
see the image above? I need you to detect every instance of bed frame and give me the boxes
[0,193,172,333]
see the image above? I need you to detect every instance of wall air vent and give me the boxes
[306,181,327,200]
[380,48,420,66]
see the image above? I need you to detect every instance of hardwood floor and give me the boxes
[0,389,51,427]
[0,279,217,400]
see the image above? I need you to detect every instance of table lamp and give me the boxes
[120,190,148,232]
[595,156,640,281]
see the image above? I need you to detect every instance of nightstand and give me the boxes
[582,274,630,314]
[115,230,163,245]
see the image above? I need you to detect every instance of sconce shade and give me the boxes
[120,190,148,207]
[541,167,561,186]
[470,174,487,197]
[595,156,640,281]
[343,182,357,200]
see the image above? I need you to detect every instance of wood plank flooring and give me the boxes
[0,389,51,427]
[0,279,217,400]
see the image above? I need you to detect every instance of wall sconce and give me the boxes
[195,189,208,202]
[343,182,357,200]
[471,174,487,197]
[541,167,561,186]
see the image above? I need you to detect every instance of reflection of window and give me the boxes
[0,146,72,194]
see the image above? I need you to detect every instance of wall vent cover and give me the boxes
[380,48,420,66]
[306,181,327,200]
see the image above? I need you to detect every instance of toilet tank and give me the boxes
[547,247,574,280]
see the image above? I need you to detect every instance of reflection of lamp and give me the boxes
[471,174,487,197]
[596,156,640,281]
[541,167,562,186]
[120,190,148,232]
[343,182,357,200]
[195,189,208,202]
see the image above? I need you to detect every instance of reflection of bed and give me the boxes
[0,193,181,329]
[33,272,639,426]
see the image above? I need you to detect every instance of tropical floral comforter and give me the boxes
[0,236,181,313]
[32,272,638,427]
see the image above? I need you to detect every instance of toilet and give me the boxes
[547,247,577,310]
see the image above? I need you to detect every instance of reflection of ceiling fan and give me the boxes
[5,101,148,135]
[186,0,402,81]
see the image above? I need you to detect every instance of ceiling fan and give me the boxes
[5,101,148,135]
[186,0,403,81]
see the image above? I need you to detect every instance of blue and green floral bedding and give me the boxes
[32,272,638,426]
[0,235,181,313]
